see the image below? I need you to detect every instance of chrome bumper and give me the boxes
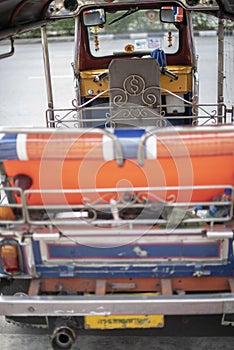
[1,293,234,317]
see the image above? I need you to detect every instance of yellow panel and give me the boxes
[80,69,109,98]
[79,65,193,98]
[161,66,193,94]
[85,314,164,330]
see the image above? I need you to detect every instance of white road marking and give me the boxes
[29,75,72,80]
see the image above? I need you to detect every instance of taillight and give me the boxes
[0,240,21,273]
[13,174,32,197]
[0,207,15,221]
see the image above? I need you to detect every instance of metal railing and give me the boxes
[45,87,233,128]
[0,184,233,231]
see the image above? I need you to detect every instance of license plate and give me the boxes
[85,314,164,330]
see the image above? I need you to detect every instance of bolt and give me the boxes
[28,306,35,312]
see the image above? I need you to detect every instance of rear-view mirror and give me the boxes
[83,9,106,27]
[160,7,184,23]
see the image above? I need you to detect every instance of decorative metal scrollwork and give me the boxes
[46,108,81,128]
[111,73,160,108]
[45,80,228,129]
[123,75,146,97]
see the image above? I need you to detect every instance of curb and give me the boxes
[12,31,219,44]
[14,36,74,44]
[194,30,217,37]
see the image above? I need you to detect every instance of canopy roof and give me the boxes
[0,0,233,40]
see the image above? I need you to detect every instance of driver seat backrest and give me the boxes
[108,57,161,127]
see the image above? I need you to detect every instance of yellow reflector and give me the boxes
[0,207,15,220]
[85,314,164,330]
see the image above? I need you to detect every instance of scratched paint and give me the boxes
[133,246,148,257]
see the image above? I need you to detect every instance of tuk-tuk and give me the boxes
[0,0,234,349]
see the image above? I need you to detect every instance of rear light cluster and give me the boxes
[0,239,22,274]
[13,174,32,197]
[0,207,15,220]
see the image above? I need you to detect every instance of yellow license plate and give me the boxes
[85,315,164,330]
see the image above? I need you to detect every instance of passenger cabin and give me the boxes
[58,4,197,128]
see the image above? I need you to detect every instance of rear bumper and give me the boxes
[1,293,234,317]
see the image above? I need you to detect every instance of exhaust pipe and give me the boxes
[51,326,76,350]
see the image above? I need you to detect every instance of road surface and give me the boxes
[0,36,231,127]
[1,315,234,350]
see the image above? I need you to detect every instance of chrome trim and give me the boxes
[137,125,234,165]
[0,184,233,230]
[1,124,234,135]
[41,26,55,124]
[0,293,234,317]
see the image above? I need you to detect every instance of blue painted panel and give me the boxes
[32,241,43,264]
[47,242,220,260]
[31,238,234,279]
[0,134,18,160]
[35,262,234,279]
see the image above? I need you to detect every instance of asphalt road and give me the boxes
[1,315,234,350]
[0,36,234,349]
[0,40,74,126]
[0,35,232,127]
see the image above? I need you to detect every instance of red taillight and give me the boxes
[0,243,21,273]
[13,174,32,197]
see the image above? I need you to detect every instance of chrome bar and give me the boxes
[0,227,208,237]
[25,216,231,227]
[137,125,234,165]
[1,124,234,135]
[41,26,55,126]
[0,184,232,227]
[73,16,83,127]
[23,184,233,194]
[0,293,234,317]
[217,18,224,123]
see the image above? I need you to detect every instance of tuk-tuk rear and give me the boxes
[0,1,234,349]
